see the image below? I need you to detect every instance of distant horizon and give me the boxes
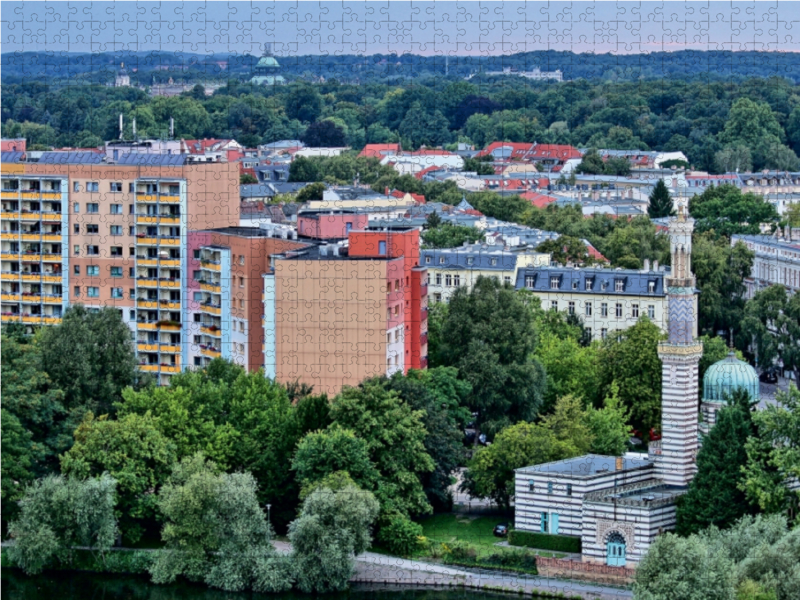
[3,1,799,56]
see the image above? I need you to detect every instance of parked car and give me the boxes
[760,368,779,384]
[493,523,509,537]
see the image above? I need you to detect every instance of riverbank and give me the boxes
[2,544,632,600]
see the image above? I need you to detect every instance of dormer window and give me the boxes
[648,281,656,293]
[585,278,593,290]
[615,280,624,292]
[491,258,497,266]
[425,256,431,264]
[439,257,445,265]
[467,257,474,266]
[550,276,560,290]
[572,280,578,290]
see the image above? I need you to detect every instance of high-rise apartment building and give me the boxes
[1,152,239,385]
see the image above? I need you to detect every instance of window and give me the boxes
[86,224,98,234]
[87,182,99,193]
[73,245,80,255]
[445,274,452,287]
[87,286,99,298]
[528,480,535,493]
[547,482,553,495]
[73,224,80,234]
[87,203,99,213]
[110,204,122,214]
[129,183,134,193]
[239,299,244,309]
[110,267,123,278]
[74,265,80,275]
[615,302,623,318]
[648,281,656,293]
[73,202,79,212]
[129,226,135,236]
[439,256,445,264]
[615,279,624,292]
[111,288,123,298]
[425,256,431,264]
[632,303,639,318]
[585,278,593,290]
[110,225,122,236]
[129,310,135,320]
[110,182,122,193]
[86,245,99,255]
[73,182,80,193]
[435,273,442,285]
[129,203,134,214]
[541,512,549,533]
[453,275,460,287]
[129,289,135,299]
[110,246,122,256]
[585,326,592,339]
[525,275,536,289]
[466,257,474,265]
[601,328,608,340]
[585,302,592,316]
[568,301,575,315]
[73,286,80,297]
[566,484,572,496]
[238,255,245,265]
[193,270,202,280]
[87,265,99,276]
[239,276,244,288]
[572,280,578,290]
[490,258,497,266]
[504,275,511,285]
[601,302,608,317]
[378,241,387,255]
[550,276,560,289]
[129,267,134,277]
[648,304,655,319]
[550,300,558,311]
[434,293,441,302]
[193,249,200,259]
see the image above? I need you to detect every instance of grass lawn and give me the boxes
[417,514,565,559]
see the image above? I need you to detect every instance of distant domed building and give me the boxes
[701,351,759,431]
[250,43,286,86]
[115,63,130,87]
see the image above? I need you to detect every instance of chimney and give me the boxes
[643,258,650,272]
[653,260,659,271]
[119,113,124,140]
[616,456,624,471]
[132,117,137,140]
[169,117,174,139]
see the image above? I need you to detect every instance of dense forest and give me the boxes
[3,71,800,174]
[3,50,800,84]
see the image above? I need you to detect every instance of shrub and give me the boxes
[378,515,424,557]
[446,540,478,561]
[508,529,581,553]
[481,549,537,571]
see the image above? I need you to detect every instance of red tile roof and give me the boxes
[359,143,402,158]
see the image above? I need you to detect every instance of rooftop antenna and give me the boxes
[119,113,124,140]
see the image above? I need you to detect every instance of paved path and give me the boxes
[273,541,632,600]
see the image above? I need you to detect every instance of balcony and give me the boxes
[419,356,428,369]
[200,282,221,293]
[1,191,20,199]
[200,346,221,358]
[160,195,181,204]
[136,257,180,268]
[137,343,159,353]
[1,232,19,240]
[0,292,20,301]
[136,215,180,225]
[200,303,221,315]
[21,273,61,283]
[1,314,61,325]
[200,326,221,337]
[1,212,20,219]
[159,344,181,353]
[20,295,43,303]
[136,278,180,289]
[200,260,221,271]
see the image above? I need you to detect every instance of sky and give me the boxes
[2,1,799,57]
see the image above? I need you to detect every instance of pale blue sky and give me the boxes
[2,1,799,56]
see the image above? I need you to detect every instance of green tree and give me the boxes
[741,285,800,388]
[648,180,674,219]
[604,156,632,176]
[289,480,380,593]
[381,367,471,509]
[292,426,379,495]
[436,276,546,436]
[598,318,664,435]
[295,182,326,202]
[576,148,605,174]
[600,216,669,269]
[1,410,37,532]
[8,474,118,575]
[535,235,592,266]
[715,145,753,174]
[38,305,140,418]
[60,413,177,543]
[329,381,434,518]
[239,173,258,184]
[285,84,323,123]
[421,223,483,249]
[150,454,292,593]
[633,532,736,600]
[676,390,757,536]
[689,185,779,237]
[742,384,800,517]
[585,382,633,456]
[1,334,66,472]
[294,392,332,434]
[461,418,581,511]
[692,234,754,338]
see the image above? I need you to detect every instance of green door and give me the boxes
[606,532,626,567]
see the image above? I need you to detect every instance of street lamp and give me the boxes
[266,503,272,524]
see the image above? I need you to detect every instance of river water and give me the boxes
[1,571,516,600]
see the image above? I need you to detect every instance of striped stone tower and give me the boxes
[656,202,702,487]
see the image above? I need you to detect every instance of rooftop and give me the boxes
[516,454,653,479]
[584,479,687,508]
[516,265,668,296]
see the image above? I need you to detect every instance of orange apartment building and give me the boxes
[264,226,428,396]
[1,151,239,385]
[186,227,307,371]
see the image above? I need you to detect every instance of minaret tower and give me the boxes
[656,201,702,487]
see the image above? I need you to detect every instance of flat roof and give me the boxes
[584,480,687,508]
[516,454,653,479]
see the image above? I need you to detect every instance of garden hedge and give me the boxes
[507,530,582,553]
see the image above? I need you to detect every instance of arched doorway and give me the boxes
[606,532,626,567]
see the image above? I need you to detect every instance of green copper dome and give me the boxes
[256,56,280,68]
[703,352,759,403]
